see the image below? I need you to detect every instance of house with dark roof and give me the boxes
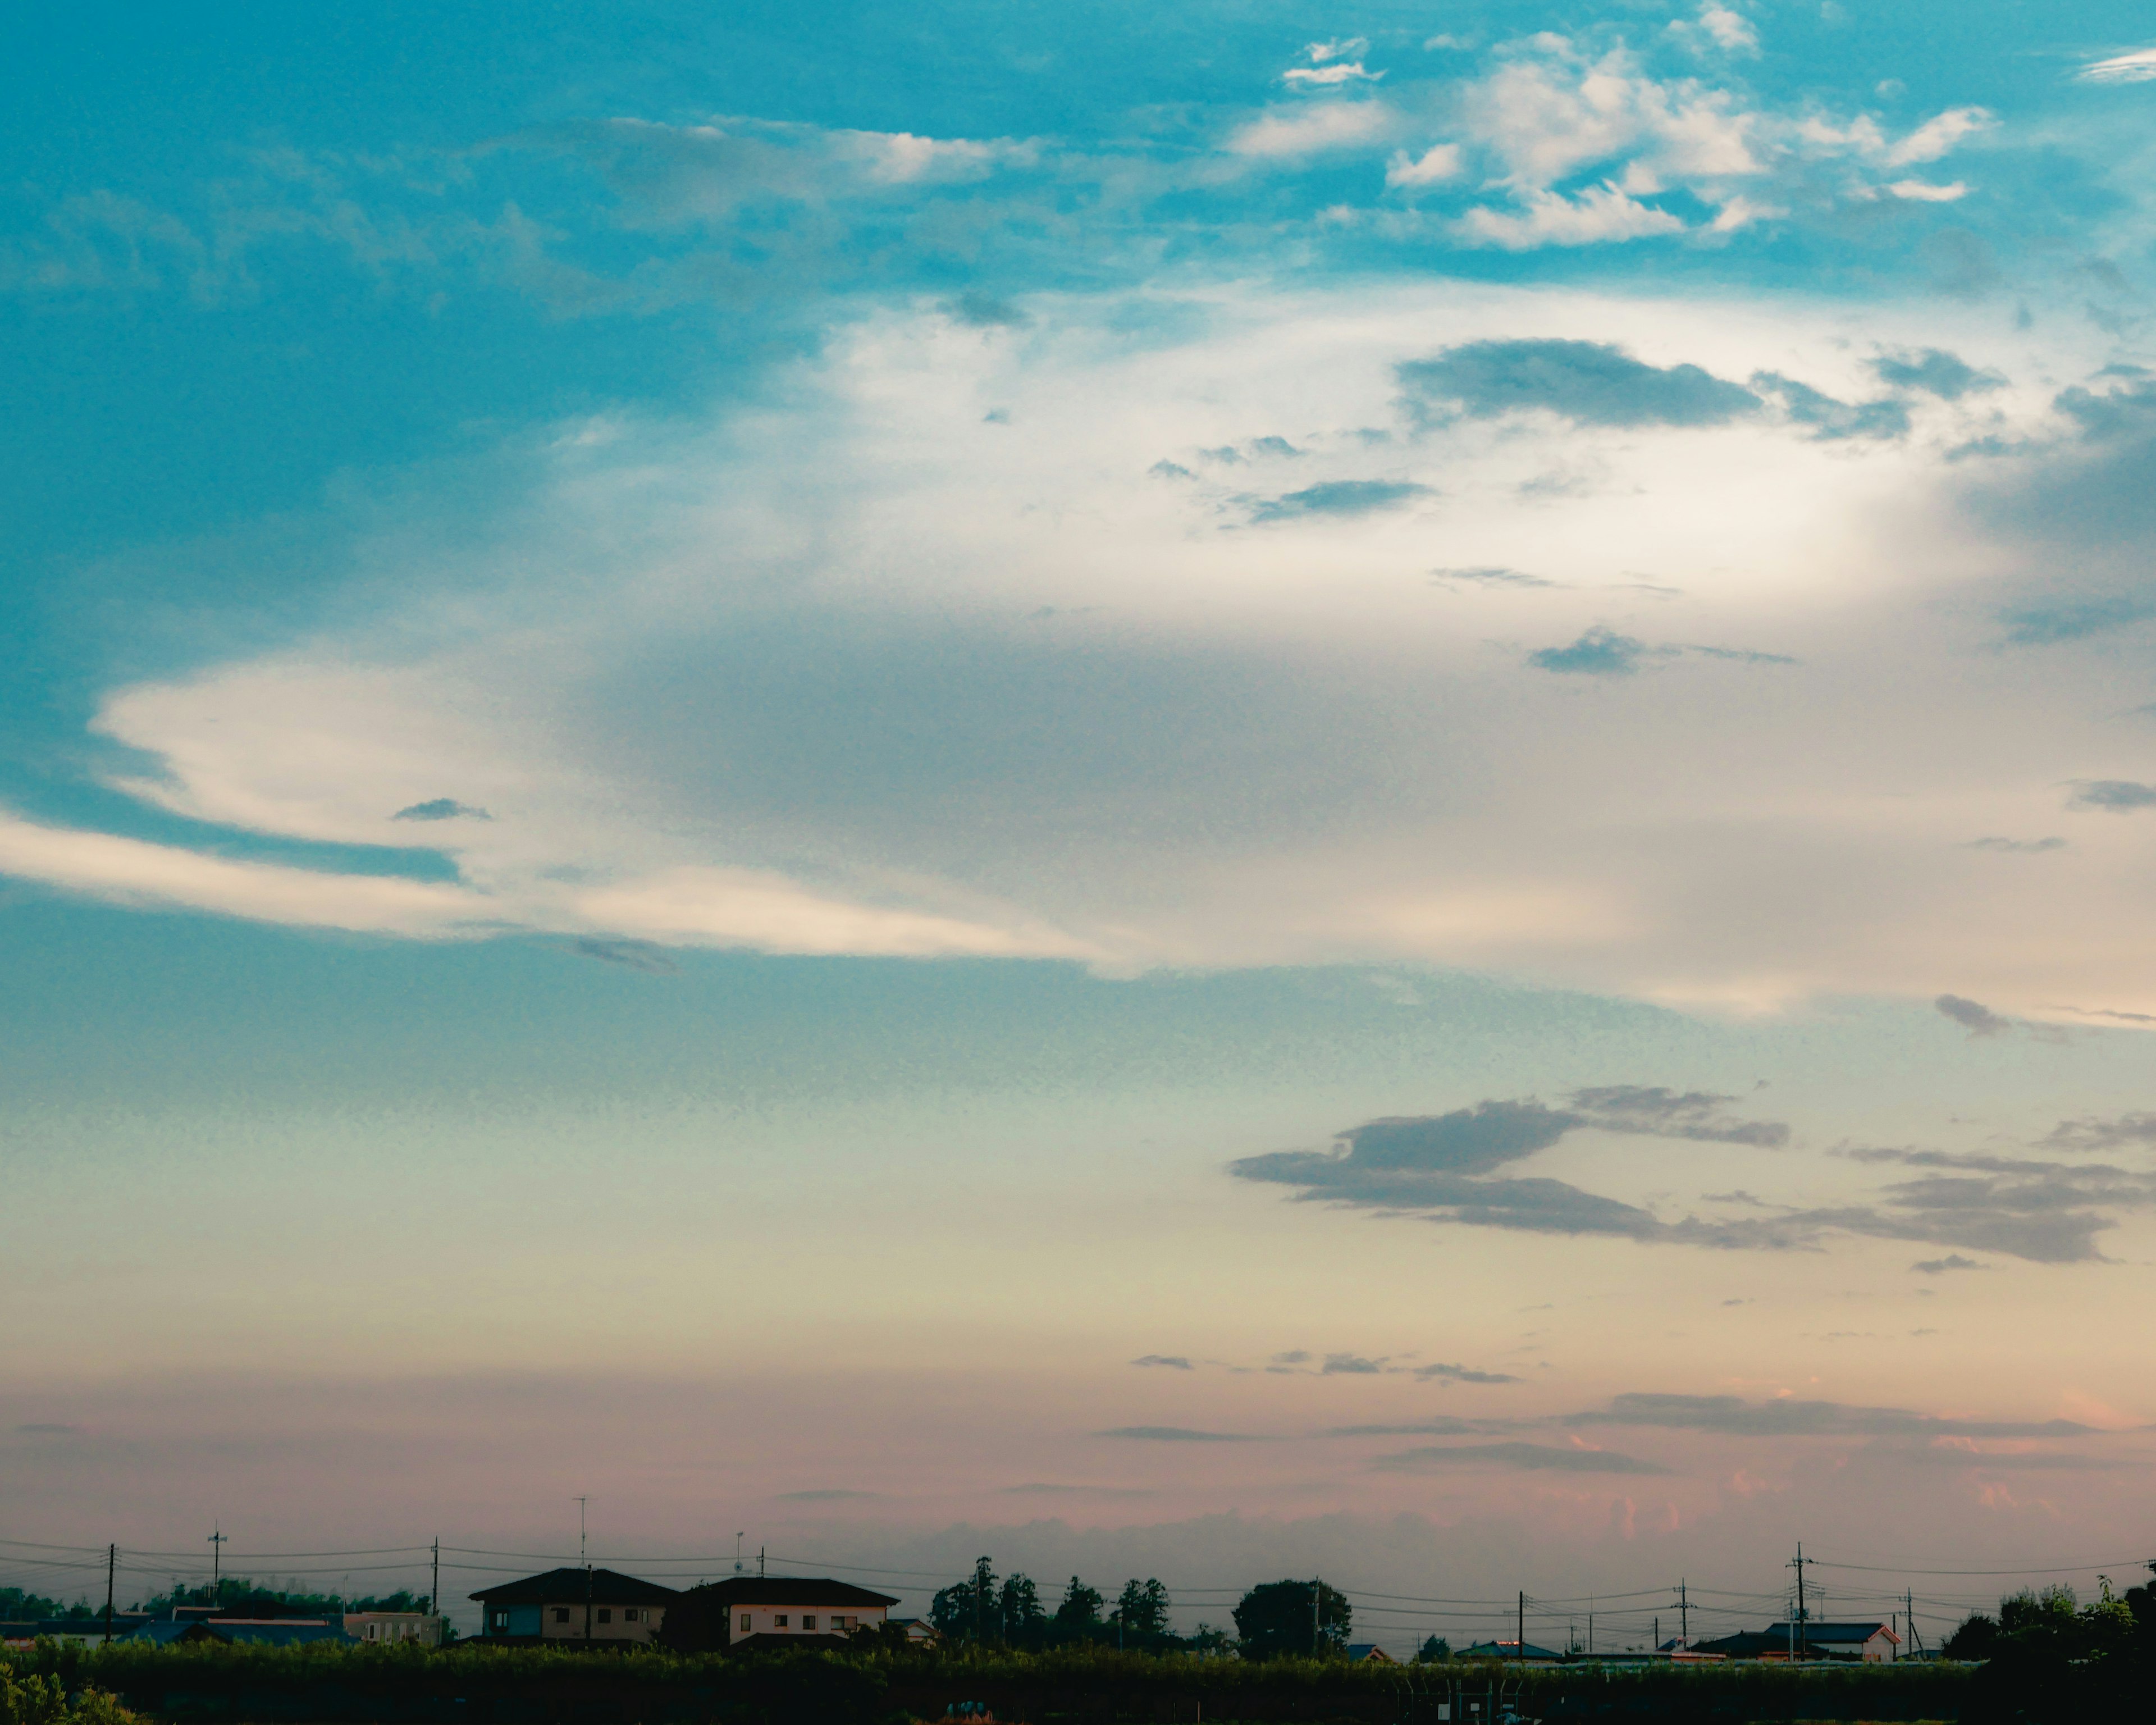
[1344,1643,1395,1664]
[1694,1622,1899,1663]
[469,1568,679,1644]
[1457,1640,1564,1664]
[689,1577,899,1649]
[1,1617,150,1649]
[125,1619,348,1648]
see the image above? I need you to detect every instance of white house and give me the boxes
[693,1577,899,1646]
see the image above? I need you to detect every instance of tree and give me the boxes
[999,1575,1044,1644]
[931,1558,1000,1646]
[1416,1634,1452,1663]
[1053,1577,1104,1633]
[1231,1580,1350,1660]
[1110,1579,1170,1639]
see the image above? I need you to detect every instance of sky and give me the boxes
[6,0,2156,1654]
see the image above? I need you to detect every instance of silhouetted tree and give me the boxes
[1232,1580,1350,1659]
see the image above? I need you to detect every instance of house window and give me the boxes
[624,1609,641,1623]
[803,1616,816,1631]
[597,1609,612,1625]
[775,1615,788,1628]
[553,1608,570,1624]
[492,1613,509,1630]
[739,1615,751,1632]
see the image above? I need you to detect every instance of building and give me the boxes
[1,1617,150,1649]
[125,1619,348,1648]
[889,1617,938,1646]
[688,1577,899,1648]
[1693,1622,1899,1663]
[344,1611,445,1646]
[1458,1640,1564,1664]
[469,1568,679,1643]
[1344,1643,1396,1664]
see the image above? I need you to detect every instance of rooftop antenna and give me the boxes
[575,1497,589,1569]
[735,1533,744,1576]
[208,1528,228,1599]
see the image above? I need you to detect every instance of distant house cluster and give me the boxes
[1,1605,445,1651]
[468,1568,903,1649]
[1452,1622,1903,1666]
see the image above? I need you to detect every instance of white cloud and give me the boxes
[1307,37,1368,64]
[1698,6,1760,53]
[1227,102,1393,158]
[1385,143,1464,188]
[20,284,2143,1017]
[1885,179,1970,203]
[1881,106,1992,166]
[1282,62,1381,89]
[1454,184,1687,248]
[2080,47,2156,84]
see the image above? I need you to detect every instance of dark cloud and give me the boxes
[1321,1353,1386,1375]
[1270,1349,1312,1365]
[1248,436,1303,458]
[573,938,678,974]
[1998,595,2156,645]
[774,1487,880,1500]
[1871,348,2006,400]
[2054,368,2156,441]
[1131,1354,1194,1370]
[1149,459,1195,480]
[1563,1393,2094,1440]
[393,797,491,821]
[2045,1112,2156,1151]
[1399,339,1760,429]
[1529,626,1661,676]
[1374,1441,1671,1475]
[1096,1426,1260,1442]
[1324,1418,1502,1437]
[1248,480,1432,522]
[1913,1253,1987,1274]
[1001,1483,1155,1496]
[1230,1091,2141,1262]
[1749,372,1909,441]
[1431,566,1556,589]
[1936,993,2012,1037]
[1525,629,1793,677]
[1965,836,2066,853]
[1415,1362,1523,1385]
[944,290,1028,327]
[2068,779,2156,810]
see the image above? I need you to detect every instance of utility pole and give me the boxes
[759,1546,766,1580]
[208,1528,227,1604]
[576,1498,591,1643]
[1906,1589,1921,1657]
[1516,1592,1524,1663]
[1788,1543,1814,1662]
[1311,1579,1320,1658]
[104,1545,116,1646]
[431,1540,440,1621]
[734,1534,744,1576]
[1679,1580,1688,1645]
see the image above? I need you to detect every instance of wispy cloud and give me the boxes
[1096,1425,1263,1442]
[1376,1440,1670,1474]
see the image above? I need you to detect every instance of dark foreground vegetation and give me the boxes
[4,1637,1976,1725]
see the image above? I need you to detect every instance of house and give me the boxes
[1,1618,150,1649]
[1458,1640,1564,1664]
[469,1568,679,1643]
[1344,1643,1396,1664]
[690,1577,900,1648]
[125,1619,347,1648]
[344,1611,445,1646]
[889,1617,938,1646]
[1694,1622,1899,1663]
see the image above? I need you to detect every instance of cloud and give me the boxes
[1528,627,1656,677]
[394,797,491,821]
[1998,597,2156,645]
[945,290,1029,328]
[1399,340,1761,429]
[1001,1483,1155,1497]
[1881,107,1992,166]
[1386,144,1463,188]
[572,937,679,974]
[1454,185,1687,250]
[1283,63,1382,90]
[1374,1441,1671,1475]
[1130,1354,1194,1370]
[1227,103,1392,159]
[1748,373,1909,441]
[1096,1425,1260,1442]
[1415,1362,1524,1384]
[1965,837,2066,854]
[1270,1350,1312,1365]
[1248,480,1432,523]
[2045,1113,2156,1152]
[1321,1353,1385,1375]
[1564,1392,2094,1440]
[1872,348,2004,400]
[1324,1418,1502,1436]
[774,1487,880,1500]
[2082,47,2156,84]
[15,1423,83,1436]
[1913,1253,1986,1274]
[2068,779,2156,810]
[1935,993,2012,1037]
[1696,6,1759,54]
[1431,567,1555,589]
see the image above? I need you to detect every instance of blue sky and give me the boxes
[8,0,2156,1646]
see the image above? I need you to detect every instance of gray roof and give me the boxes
[469,1567,682,1607]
